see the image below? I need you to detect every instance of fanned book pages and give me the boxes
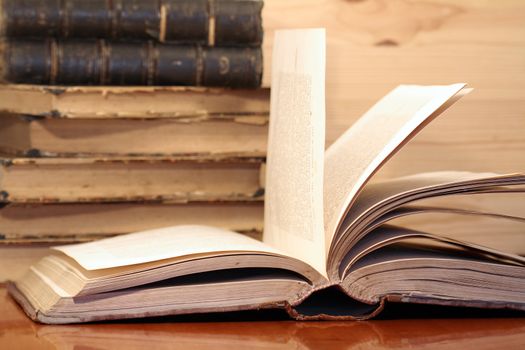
[8,29,525,324]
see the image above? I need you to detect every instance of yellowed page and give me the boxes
[53,225,284,270]
[263,29,327,275]
[324,84,468,252]
[339,171,520,235]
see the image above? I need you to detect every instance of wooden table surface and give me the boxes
[1,287,524,350]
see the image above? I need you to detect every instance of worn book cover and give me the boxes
[1,40,262,87]
[0,85,270,118]
[0,156,265,203]
[0,0,264,46]
[0,114,268,157]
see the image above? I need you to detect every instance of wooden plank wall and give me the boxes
[262,0,525,179]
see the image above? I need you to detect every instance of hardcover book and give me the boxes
[0,85,269,118]
[0,156,265,203]
[0,113,268,157]
[1,39,262,87]
[0,0,263,46]
[0,201,263,244]
[9,29,525,323]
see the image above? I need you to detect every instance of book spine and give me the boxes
[1,39,263,87]
[0,0,264,46]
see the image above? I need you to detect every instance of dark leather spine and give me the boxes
[154,45,198,85]
[114,0,161,40]
[214,0,264,46]
[201,47,262,88]
[62,0,113,38]
[105,41,151,85]
[161,0,208,43]
[1,39,53,84]
[1,0,263,46]
[1,39,262,87]
[1,0,62,37]
[56,40,103,84]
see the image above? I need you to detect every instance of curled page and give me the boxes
[263,29,327,275]
[54,225,283,270]
[324,84,469,253]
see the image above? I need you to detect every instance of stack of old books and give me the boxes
[0,0,268,281]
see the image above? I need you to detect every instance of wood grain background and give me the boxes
[1,0,523,282]
[262,0,525,178]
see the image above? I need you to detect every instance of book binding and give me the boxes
[9,281,524,324]
[0,0,263,46]
[1,39,262,87]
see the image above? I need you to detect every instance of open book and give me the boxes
[9,29,525,323]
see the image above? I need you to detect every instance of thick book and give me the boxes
[0,0,263,46]
[0,114,267,157]
[0,84,269,118]
[1,39,262,87]
[0,201,263,243]
[0,156,265,203]
[9,29,525,323]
